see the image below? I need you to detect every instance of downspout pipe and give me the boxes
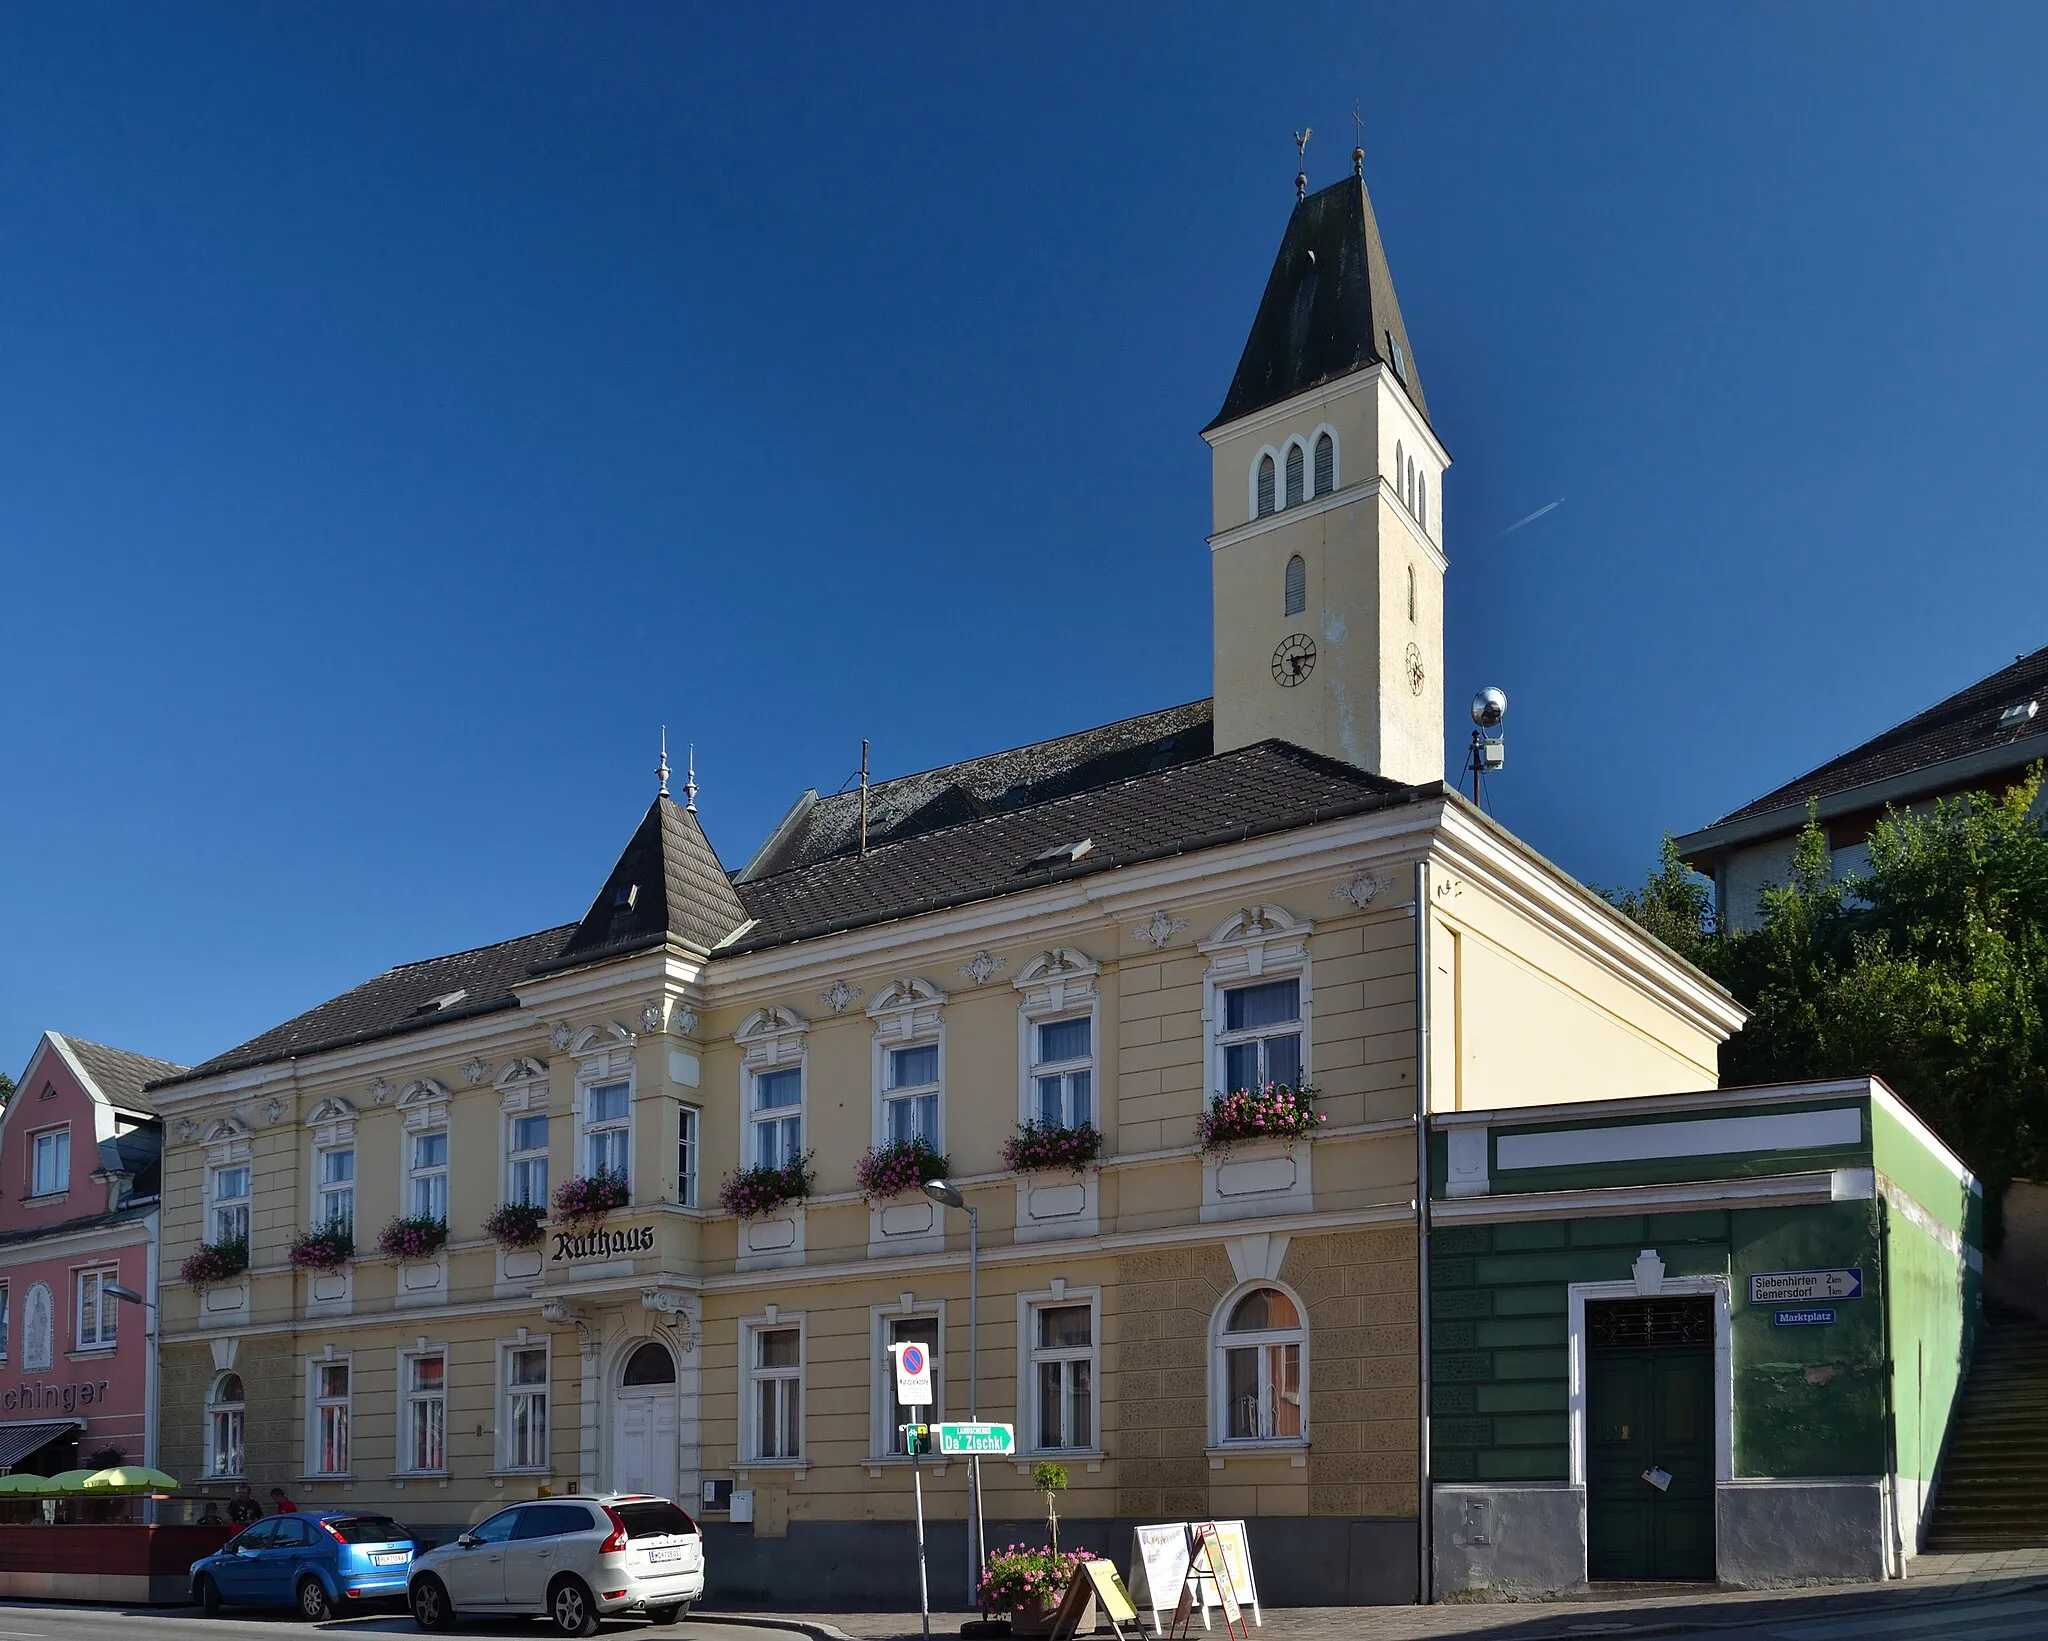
[1413,860,1433,1604]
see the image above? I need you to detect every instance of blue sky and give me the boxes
[6,4,2047,1074]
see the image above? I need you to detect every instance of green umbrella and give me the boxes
[42,1469,102,1494]
[0,1474,45,1495]
[82,1466,180,1492]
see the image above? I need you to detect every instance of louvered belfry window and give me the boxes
[1284,444,1305,507]
[1256,454,1276,518]
[1284,555,1306,617]
[1313,433,1334,496]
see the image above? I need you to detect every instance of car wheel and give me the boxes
[196,1576,222,1617]
[299,1576,334,1621]
[411,1575,457,1632]
[548,1577,599,1638]
[645,1605,680,1626]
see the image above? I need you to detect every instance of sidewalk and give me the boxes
[701,1547,2048,1641]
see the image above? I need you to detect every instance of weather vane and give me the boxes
[1294,125,1312,198]
[1351,104,1366,176]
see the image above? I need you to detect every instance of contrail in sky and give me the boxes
[1492,497,1563,541]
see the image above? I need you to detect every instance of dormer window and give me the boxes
[1284,556,1306,618]
[1313,433,1334,496]
[29,1129,68,1198]
[1284,443,1305,507]
[1256,454,1276,518]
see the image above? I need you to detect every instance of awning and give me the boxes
[0,1420,83,1470]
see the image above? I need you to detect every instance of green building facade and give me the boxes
[1427,1077,1979,1595]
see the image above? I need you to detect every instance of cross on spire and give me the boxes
[1293,125,1312,199]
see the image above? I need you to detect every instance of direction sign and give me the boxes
[1749,1268,1863,1305]
[893,1341,932,1406]
[935,1421,1015,1455]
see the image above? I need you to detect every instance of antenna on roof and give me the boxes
[859,739,871,856]
[683,744,697,812]
[656,727,670,798]
[1293,126,1312,199]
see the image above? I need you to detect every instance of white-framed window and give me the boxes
[1219,977,1304,1092]
[29,1128,68,1197]
[210,1164,251,1246]
[504,1343,550,1470]
[752,1068,802,1169]
[75,1267,117,1350]
[1313,430,1335,496]
[0,1281,11,1361]
[884,1043,941,1146]
[1255,452,1276,518]
[1030,1017,1094,1130]
[1029,1300,1097,1452]
[310,1357,351,1475]
[583,1080,632,1182]
[875,1311,941,1456]
[402,1349,447,1472]
[677,1104,699,1207]
[408,1130,449,1222]
[745,1318,804,1462]
[1284,441,1305,507]
[507,1113,549,1208]
[1214,1284,1307,1444]
[316,1145,355,1234]
[206,1372,245,1478]
[1283,554,1306,618]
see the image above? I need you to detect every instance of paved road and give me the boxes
[0,1602,781,1641]
[1689,1589,2048,1640]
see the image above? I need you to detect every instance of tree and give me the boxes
[0,1072,12,1106]
[1608,770,2048,1197]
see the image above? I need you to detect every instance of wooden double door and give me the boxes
[1586,1297,1716,1582]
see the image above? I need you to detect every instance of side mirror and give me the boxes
[457,1533,480,1550]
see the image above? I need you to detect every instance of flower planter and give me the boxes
[1011,1596,1093,1638]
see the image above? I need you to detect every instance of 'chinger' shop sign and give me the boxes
[552,1224,656,1262]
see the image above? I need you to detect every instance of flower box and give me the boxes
[854,1136,950,1204]
[1002,1120,1103,1175]
[376,1215,450,1262]
[551,1172,630,1227]
[1196,1082,1325,1155]
[718,1155,814,1220]
[978,1545,1100,1625]
[180,1238,248,1290]
[484,1202,549,1250]
[288,1225,354,1271]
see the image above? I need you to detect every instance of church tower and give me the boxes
[1203,154,1448,786]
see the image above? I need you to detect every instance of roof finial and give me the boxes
[1293,125,1312,199]
[683,744,697,813]
[656,726,670,797]
[1352,103,1365,177]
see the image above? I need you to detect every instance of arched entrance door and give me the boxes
[611,1340,680,1499]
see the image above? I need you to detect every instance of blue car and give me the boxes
[191,1510,418,1618]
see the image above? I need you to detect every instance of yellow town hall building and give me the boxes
[148,157,1741,1605]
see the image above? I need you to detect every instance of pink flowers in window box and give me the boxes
[1002,1121,1103,1175]
[484,1202,548,1249]
[717,1155,815,1220]
[1196,1081,1325,1155]
[854,1136,950,1204]
[376,1214,449,1262]
[288,1225,354,1271]
[552,1171,630,1227]
[179,1238,248,1290]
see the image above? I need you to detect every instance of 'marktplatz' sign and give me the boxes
[551,1224,655,1263]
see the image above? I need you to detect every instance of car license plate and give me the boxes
[648,1547,680,1563]
[374,1552,409,1566]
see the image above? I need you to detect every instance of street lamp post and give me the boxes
[103,1283,159,1523]
[922,1179,983,1607]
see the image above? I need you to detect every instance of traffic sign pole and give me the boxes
[912,1434,930,1641]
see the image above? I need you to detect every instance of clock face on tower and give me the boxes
[1272,633,1317,687]
[1406,642,1426,696]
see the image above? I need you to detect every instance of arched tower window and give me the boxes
[1283,555,1306,617]
[1313,433,1334,496]
[1394,441,1404,499]
[1407,457,1417,514]
[1407,565,1416,622]
[1256,454,1276,518]
[1284,444,1305,507]
[1417,471,1427,535]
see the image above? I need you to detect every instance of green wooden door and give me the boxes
[1586,1299,1716,1581]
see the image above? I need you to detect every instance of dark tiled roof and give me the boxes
[1704,643,2048,832]
[741,700,1215,880]
[56,1035,185,1114]
[730,739,1420,953]
[98,1128,163,1202]
[539,796,747,971]
[1207,171,1428,433]
[156,924,577,1088]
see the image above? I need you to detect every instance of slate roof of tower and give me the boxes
[1207,171,1429,432]
[533,794,750,972]
[53,1034,185,1115]
[1700,642,2048,833]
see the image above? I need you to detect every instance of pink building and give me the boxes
[0,1034,178,1476]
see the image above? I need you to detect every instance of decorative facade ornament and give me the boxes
[462,1056,493,1087]
[671,1007,699,1038]
[1132,910,1188,949]
[640,1002,666,1035]
[1632,1249,1667,1297]
[305,1097,358,1131]
[1333,871,1385,911]
[550,1023,574,1052]
[817,980,864,1015]
[541,1299,599,1357]
[640,1288,698,1351]
[958,950,1006,986]
[263,1097,289,1126]
[367,1078,394,1106]
[173,1118,199,1144]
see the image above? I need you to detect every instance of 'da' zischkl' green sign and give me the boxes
[934,1422,1015,1455]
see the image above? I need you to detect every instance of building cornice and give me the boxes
[1206,476,1447,575]
[1432,1077,1874,1131]
[1201,364,1452,469]
[1431,1171,1838,1225]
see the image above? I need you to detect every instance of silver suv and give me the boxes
[408,1494,704,1636]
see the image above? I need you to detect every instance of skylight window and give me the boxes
[1999,701,2039,731]
[1026,839,1094,870]
[416,988,468,1014]
[614,882,639,911]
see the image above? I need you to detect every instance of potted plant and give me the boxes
[978,1544,1098,1636]
[484,1202,549,1250]
[180,1237,248,1290]
[717,1154,815,1220]
[1033,1462,1068,1554]
[288,1224,355,1271]
[1195,1081,1325,1156]
[854,1136,950,1204]
[88,1444,126,1471]
[1003,1121,1103,1175]
[376,1214,450,1262]
[553,1171,631,1228]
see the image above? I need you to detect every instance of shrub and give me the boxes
[977,1544,1097,1612]
[88,1445,126,1470]
[376,1215,450,1262]
[717,1155,815,1220]
[854,1136,950,1203]
[179,1238,248,1289]
[484,1202,549,1249]
[1002,1121,1103,1175]
[1196,1081,1325,1155]
[553,1171,631,1225]
[288,1225,355,1271]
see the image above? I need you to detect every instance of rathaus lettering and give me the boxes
[551,1225,655,1262]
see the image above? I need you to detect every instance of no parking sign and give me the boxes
[892,1340,933,1406]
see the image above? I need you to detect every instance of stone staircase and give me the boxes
[1925,1306,2048,1550]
